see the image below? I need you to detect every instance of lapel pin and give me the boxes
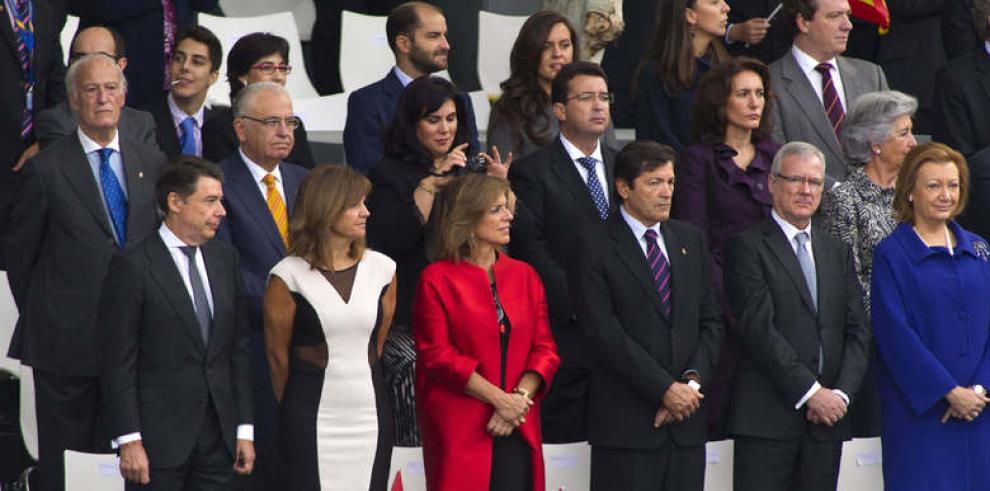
[681,247,687,255]
[138,171,144,179]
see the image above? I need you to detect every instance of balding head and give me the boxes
[70,26,127,69]
[233,82,296,170]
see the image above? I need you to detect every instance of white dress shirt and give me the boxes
[620,206,669,260]
[79,128,128,225]
[560,134,609,208]
[791,45,848,113]
[239,148,286,202]
[167,92,205,157]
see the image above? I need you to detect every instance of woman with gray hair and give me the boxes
[821,90,918,437]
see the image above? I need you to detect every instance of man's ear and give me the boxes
[615,178,631,202]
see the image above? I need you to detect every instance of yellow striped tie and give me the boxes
[262,174,288,247]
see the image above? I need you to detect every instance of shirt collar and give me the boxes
[77,127,121,154]
[239,148,283,184]
[559,133,603,163]
[167,92,205,129]
[393,65,415,87]
[771,208,812,243]
[791,44,837,76]
[620,205,661,240]
[159,221,192,248]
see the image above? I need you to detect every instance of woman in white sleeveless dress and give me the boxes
[264,165,397,491]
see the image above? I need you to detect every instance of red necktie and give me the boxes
[815,63,844,135]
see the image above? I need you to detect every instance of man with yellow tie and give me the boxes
[215,81,309,489]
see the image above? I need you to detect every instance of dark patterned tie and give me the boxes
[576,156,609,220]
[97,148,128,249]
[644,229,672,318]
[162,0,177,89]
[815,63,844,135]
[180,246,212,345]
[10,0,34,140]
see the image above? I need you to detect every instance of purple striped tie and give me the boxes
[644,229,672,318]
[815,63,844,135]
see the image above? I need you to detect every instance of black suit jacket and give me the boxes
[508,137,616,369]
[141,94,215,159]
[5,132,165,375]
[98,232,252,467]
[932,49,990,157]
[201,105,315,169]
[573,215,723,449]
[724,218,870,442]
[962,146,990,241]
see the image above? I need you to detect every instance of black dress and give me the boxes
[489,281,532,491]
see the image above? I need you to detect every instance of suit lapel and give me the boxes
[762,220,817,315]
[810,224,835,326]
[781,53,843,159]
[120,135,157,244]
[282,165,303,213]
[201,241,227,355]
[549,139,604,222]
[975,51,990,103]
[660,221,687,323]
[147,234,207,353]
[611,217,669,321]
[226,153,286,255]
[60,138,116,238]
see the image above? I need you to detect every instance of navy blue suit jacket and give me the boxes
[343,69,480,174]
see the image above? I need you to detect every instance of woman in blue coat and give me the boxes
[871,142,990,491]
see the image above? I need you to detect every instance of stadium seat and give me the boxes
[64,450,123,490]
[293,93,350,132]
[468,90,491,140]
[60,15,79,66]
[339,10,393,93]
[476,11,527,97]
[217,0,316,42]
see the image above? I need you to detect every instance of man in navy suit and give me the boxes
[343,1,479,174]
[216,81,308,489]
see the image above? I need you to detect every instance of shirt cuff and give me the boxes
[795,381,822,409]
[833,389,850,406]
[237,424,254,441]
[113,432,142,449]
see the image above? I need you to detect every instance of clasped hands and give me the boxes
[654,382,704,428]
[806,387,847,426]
[942,386,990,423]
[486,390,533,437]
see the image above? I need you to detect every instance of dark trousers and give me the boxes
[733,435,843,491]
[33,369,108,491]
[126,404,233,491]
[539,367,589,443]
[489,434,531,491]
[591,443,705,491]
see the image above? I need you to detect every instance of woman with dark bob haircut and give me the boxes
[367,76,510,446]
[487,10,616,158]
[202,32,315,167]
[672,56,779,438]
[871,142,990,491]
[414,173,558,490]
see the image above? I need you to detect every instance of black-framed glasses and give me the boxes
[69,51,122,64]
[250,62,292,75]
[565,91,614,104]
[240,115,302,130]
[774,173,825,189]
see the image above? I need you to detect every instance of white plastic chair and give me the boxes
[476,11,528,97]
[64,450,124,490]
[544,441,592,490]
[197,12,320,108]
[838,437,884,490]
[388,446,426,491]
[60,15,80,65]
[216,0,316,42]
[339,10,393,92]
[468,90,492,140]
[704,439,734,491]
[19,365,37,461]
[293,93,350,132]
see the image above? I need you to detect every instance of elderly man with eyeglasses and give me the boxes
[213,80,309,490]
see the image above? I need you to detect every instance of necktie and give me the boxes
[576,156,609,220]
[8,0,34,140]
[644,229,673,318]
[97,148,128,249]
[179,246,211,345]
[262,174,289,247]
[162,0,176,90]
[814,63,844,135]
[794,232,817,310]
[179,117,197,156]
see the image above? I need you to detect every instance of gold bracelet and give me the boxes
[513,387,531,399]
[417,182,436,194]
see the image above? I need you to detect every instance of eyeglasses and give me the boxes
[774,173,825,189]
[69,51,122,64]
[565,92,614,104]
[250,62,292,75]
[240,115,302,130]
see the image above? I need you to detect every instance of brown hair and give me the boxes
[430,174,514,262]
[893,142,969,223]
[691,57,774,144]
[635,0,729,96]
[287,165,371,268]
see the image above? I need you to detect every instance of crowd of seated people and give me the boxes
[4,1,990,490]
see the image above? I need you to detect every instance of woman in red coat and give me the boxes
[413,174,560,491]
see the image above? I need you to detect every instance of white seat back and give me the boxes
[477,11,528,97]
[339,10,393,92]
[197,12,320,108]
[293,93,350,132]
[216,0,316,42]
[468,90,491,139]
[64,450,124,490]
[60,15,80,65]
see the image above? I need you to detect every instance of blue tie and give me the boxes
[576,156,609,220]
[644,229,673,318]
[179,117,197,156]
[98,147,128,249]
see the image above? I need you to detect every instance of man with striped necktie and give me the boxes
[571,140,723,490]
[215,81,308,490]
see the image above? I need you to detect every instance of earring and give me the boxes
[873,147,882,155]
[908,195,913,202]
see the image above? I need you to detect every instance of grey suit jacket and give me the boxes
[770,52,888,180]
[5,131,166,375]
[35,102,158,150]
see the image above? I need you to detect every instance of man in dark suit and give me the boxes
[932,0,990,158]
[573,141,723,490]
[35,25,157,149]
[770,0,888,182]
[962,145,990,240]
[724,141,870,491]
[215,81,308,489]
[0,0,66,269]
[140,25,220,159]
[508,61,615,443]
[5,53,166,491]
[343,1,479,174]
[99,157,254,489]
[68,0,220,108]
